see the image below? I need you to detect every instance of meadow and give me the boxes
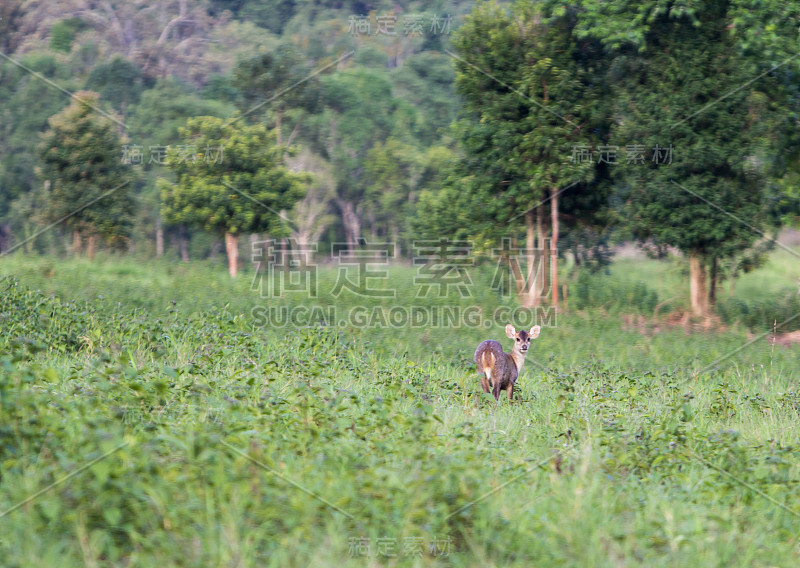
[1,250,800,567]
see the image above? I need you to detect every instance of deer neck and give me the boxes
[509,350,527,372]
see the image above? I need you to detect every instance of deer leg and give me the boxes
[480,375,490,393]
[507,384,514,401]
[492,381,502,401]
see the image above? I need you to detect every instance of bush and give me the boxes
[573,270,659,314]
[717,289,800,332]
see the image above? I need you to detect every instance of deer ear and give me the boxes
[529,325,541,339]
[505,324,517,338]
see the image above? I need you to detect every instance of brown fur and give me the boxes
[474,324,540,401]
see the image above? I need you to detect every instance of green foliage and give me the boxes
[0,276,92,353]
[390,51,457,146]
[717,290,800,332]
[1,0,798,283]
[425,0,601,244]
[313,69,396,157]
[36,90,137,247]
[49,18,85,53]
[600,1,788,261]
[363,138,420,245]
[558,225,616,273]
[159,116,307,237]
[299,66,425,246]
[85,55,147,113]
[128,78,235,147]
[0,54,74,219]
[1,256,800,565]
[232,43,321,125]
[573,270,659,313]
[413,169,484,244]
[239,0,298,35]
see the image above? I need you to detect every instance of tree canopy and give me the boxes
[1,0,798,318]
[36,90,136,258]
[158,115,308,276]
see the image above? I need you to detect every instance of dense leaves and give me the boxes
[159,116,307,237]
[1,258,800,565]
[36,91,137,250]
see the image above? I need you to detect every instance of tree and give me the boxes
[0,0,23,53]
[127,78,236,258]
[0,54,75,252]
[232,44,321,141]
[303,68,406,253]
[285,148,336,257]
[390,51,458,147]
[237,0,297,35]
[446,0,600,307]
[12,0,276,87]
[364,138,421,251]
[412,147,480,246]
[158,116,308,277]
[85,55,147,116]
[36,91,136,259]
[580,0,794,317]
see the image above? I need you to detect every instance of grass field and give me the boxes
[1,251,800,567]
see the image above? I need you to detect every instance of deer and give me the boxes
[474,324,540,401]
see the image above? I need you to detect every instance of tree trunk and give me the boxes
[179,225,189,262]
[524,209,539,308]
[709,256,718,307]
[510,237,525,297]
[368,209,377,242]
[689,253,709,318]
[0,222,10,253]
[391,225,400,258]
[551,188,560,309]
[281,237,289,268]
[336,199,361,254]
[537,206,547,303]
[225,232,239,278]
[250,233,262,270]
[156,217,164,258]
[87,234,96,261]
[72,230,82,257]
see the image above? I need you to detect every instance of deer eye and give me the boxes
[516,338,520,341]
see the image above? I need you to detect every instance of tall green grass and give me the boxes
[1,254,799,566]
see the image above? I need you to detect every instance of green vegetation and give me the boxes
[440,1,601,308]
[158,116,307,277]
[0,0,470,267]
[591,0,792,319]
[1,0,798,319]
[1,255,800,566]
[2,0,800,565]
[36,91,137,258]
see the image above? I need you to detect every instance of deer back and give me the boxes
[474,340,518,384]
